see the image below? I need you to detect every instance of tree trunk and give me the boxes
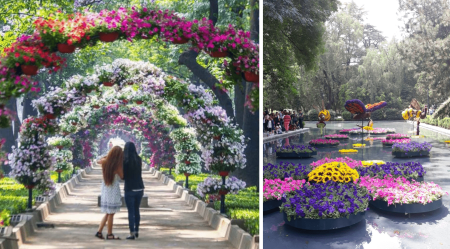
[0,98,18,174]
[234,81,246,127]
[178,50,235,120]
[209,0,219,25]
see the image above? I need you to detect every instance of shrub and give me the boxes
[308,109,319,120]
[438,117,450,129]
[342,111,352,121]
[335,117,344,121]
[371,110,384,120]
[329,110,336,120]
[385,108,401,120]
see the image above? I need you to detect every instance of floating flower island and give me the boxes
[392,141,432,158]
[339,149,358,154]
[382,138,411,146]
[360,176,446,213]
[353,143,366,148]
[309,139,339,147]
[324,134,349,140]
[386,133,410,140]
[275,145,317,158]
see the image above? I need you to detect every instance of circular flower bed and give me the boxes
[392,141,432,158]
[359,176,447,207]
[339,128,359,134]
[275,145,317,158]
[309,139,339,147]
[339,149,358,153]
[311,157,361,169]
[263,178,305,211]
[386,133,410,140]
[263,162,309,180]
[382,138,411,146]
[324,134,349,139]
[356,161,426,180]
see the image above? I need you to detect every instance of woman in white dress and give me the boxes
[95,146,124,240]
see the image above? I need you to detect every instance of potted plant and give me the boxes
[47,136,74,150]
[392,141,432,158]
[65,113,79,126]
[94,8,128,42]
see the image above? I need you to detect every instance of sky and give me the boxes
[341,0,405,41]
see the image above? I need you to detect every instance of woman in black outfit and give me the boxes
[123,142,145,240]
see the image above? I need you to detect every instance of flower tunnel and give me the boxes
[8,59,247,196]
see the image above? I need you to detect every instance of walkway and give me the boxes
[20,166,234,249]
[263,128,310,143]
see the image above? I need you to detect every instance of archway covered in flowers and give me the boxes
[9,59,247,193]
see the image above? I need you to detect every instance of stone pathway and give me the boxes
[20,166,234,249]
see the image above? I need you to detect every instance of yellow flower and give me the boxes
[353,143,366,148]
[363,126,374,131]
[339,149,358,153]
[416,110,421,118]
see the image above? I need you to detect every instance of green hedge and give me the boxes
[371,110,384,120]
[50,170,73,183]
[329,110,336,120]
[307,109,319,121]
[0,196,29,214]
[422,116,450,129]
[342,111,352,121]
[385,108,401,120]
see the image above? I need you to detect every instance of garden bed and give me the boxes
[392,151,430,158]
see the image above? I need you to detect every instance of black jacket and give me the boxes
[123,157,145,192]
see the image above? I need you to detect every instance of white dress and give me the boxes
[100,174,122,214]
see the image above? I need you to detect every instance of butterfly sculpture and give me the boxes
[402,98,427,135]
[344,99,387,120]
[313,100,331,128]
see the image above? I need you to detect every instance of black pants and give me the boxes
[299,120,304,129]
[124,190,144,234]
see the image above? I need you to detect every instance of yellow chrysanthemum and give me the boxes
[361,160,386,167]
[416,110,421,118]
[363,126,374,131]
[319,110,331,121]
[339,149,358,153]
[353,143,366,148]
[308,161,359,183]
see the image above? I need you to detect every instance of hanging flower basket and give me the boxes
[103,82,114,87]
[136,100,143,105]
[56,145,64,150]
[208,51,228,58]
[57,43,76,53]
[121,99,128,104]
[45,113,56,120]
[213,135,221,140]
[93,105,100,109]
[219,171,229,177]
[172,36,189,44]
[244,71,258,83]
[184,172,190,177]
[185,160,191,165]
[219,190,229,195]
[71,122,77,126]
[25,185,35,189]
[56,169,63,173]
[99,32,119,42]
[21,65,38,76]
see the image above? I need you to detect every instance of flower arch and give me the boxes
[8,59,247,191]
[0,4,259,130]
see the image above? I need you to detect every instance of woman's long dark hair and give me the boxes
[124,142,140,170]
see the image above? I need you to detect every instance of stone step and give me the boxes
[98,194,149,207]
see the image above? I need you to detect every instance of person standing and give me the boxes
[298,110,304,129]
[291,111,298,129]
[123,142,145,240]
[95,146,124,240]
[283,111,291,133]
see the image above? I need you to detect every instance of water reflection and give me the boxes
[263,121,450,248]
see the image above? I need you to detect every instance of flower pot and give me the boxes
[57,43,76,53]
[56,169,63,173]
[25,185,35,189]
[99,32,119,42]
[244,71,258,83]
[213,135,221,140]
[136,100,143,105]
[86,89,92,94]
[121,99,128,104]
[62,132,70,136]
[127,82,134,85]
[208,51,228,58]
[219,171,229,177]
[45,113,56,120]
[103,82,114,87]
[71,122,77,126]
[172,36,189,44]
[93,105,100,109]
[21,65,38,76]
[56,145,64,150]
[184,173,190,177]
[219,190,229,195]
[185,160,191,165]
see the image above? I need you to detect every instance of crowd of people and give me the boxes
[263,109,305,135]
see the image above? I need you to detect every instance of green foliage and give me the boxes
[308,109,319,120]
[371,110,384,120]
[328,110,336,120]
[0,177,44,215]
[50,170,73,183]
[342,111,352,121]
[0,209,10,227]
[385,108,401,120]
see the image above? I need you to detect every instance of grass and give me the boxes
[159,167,259,235]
